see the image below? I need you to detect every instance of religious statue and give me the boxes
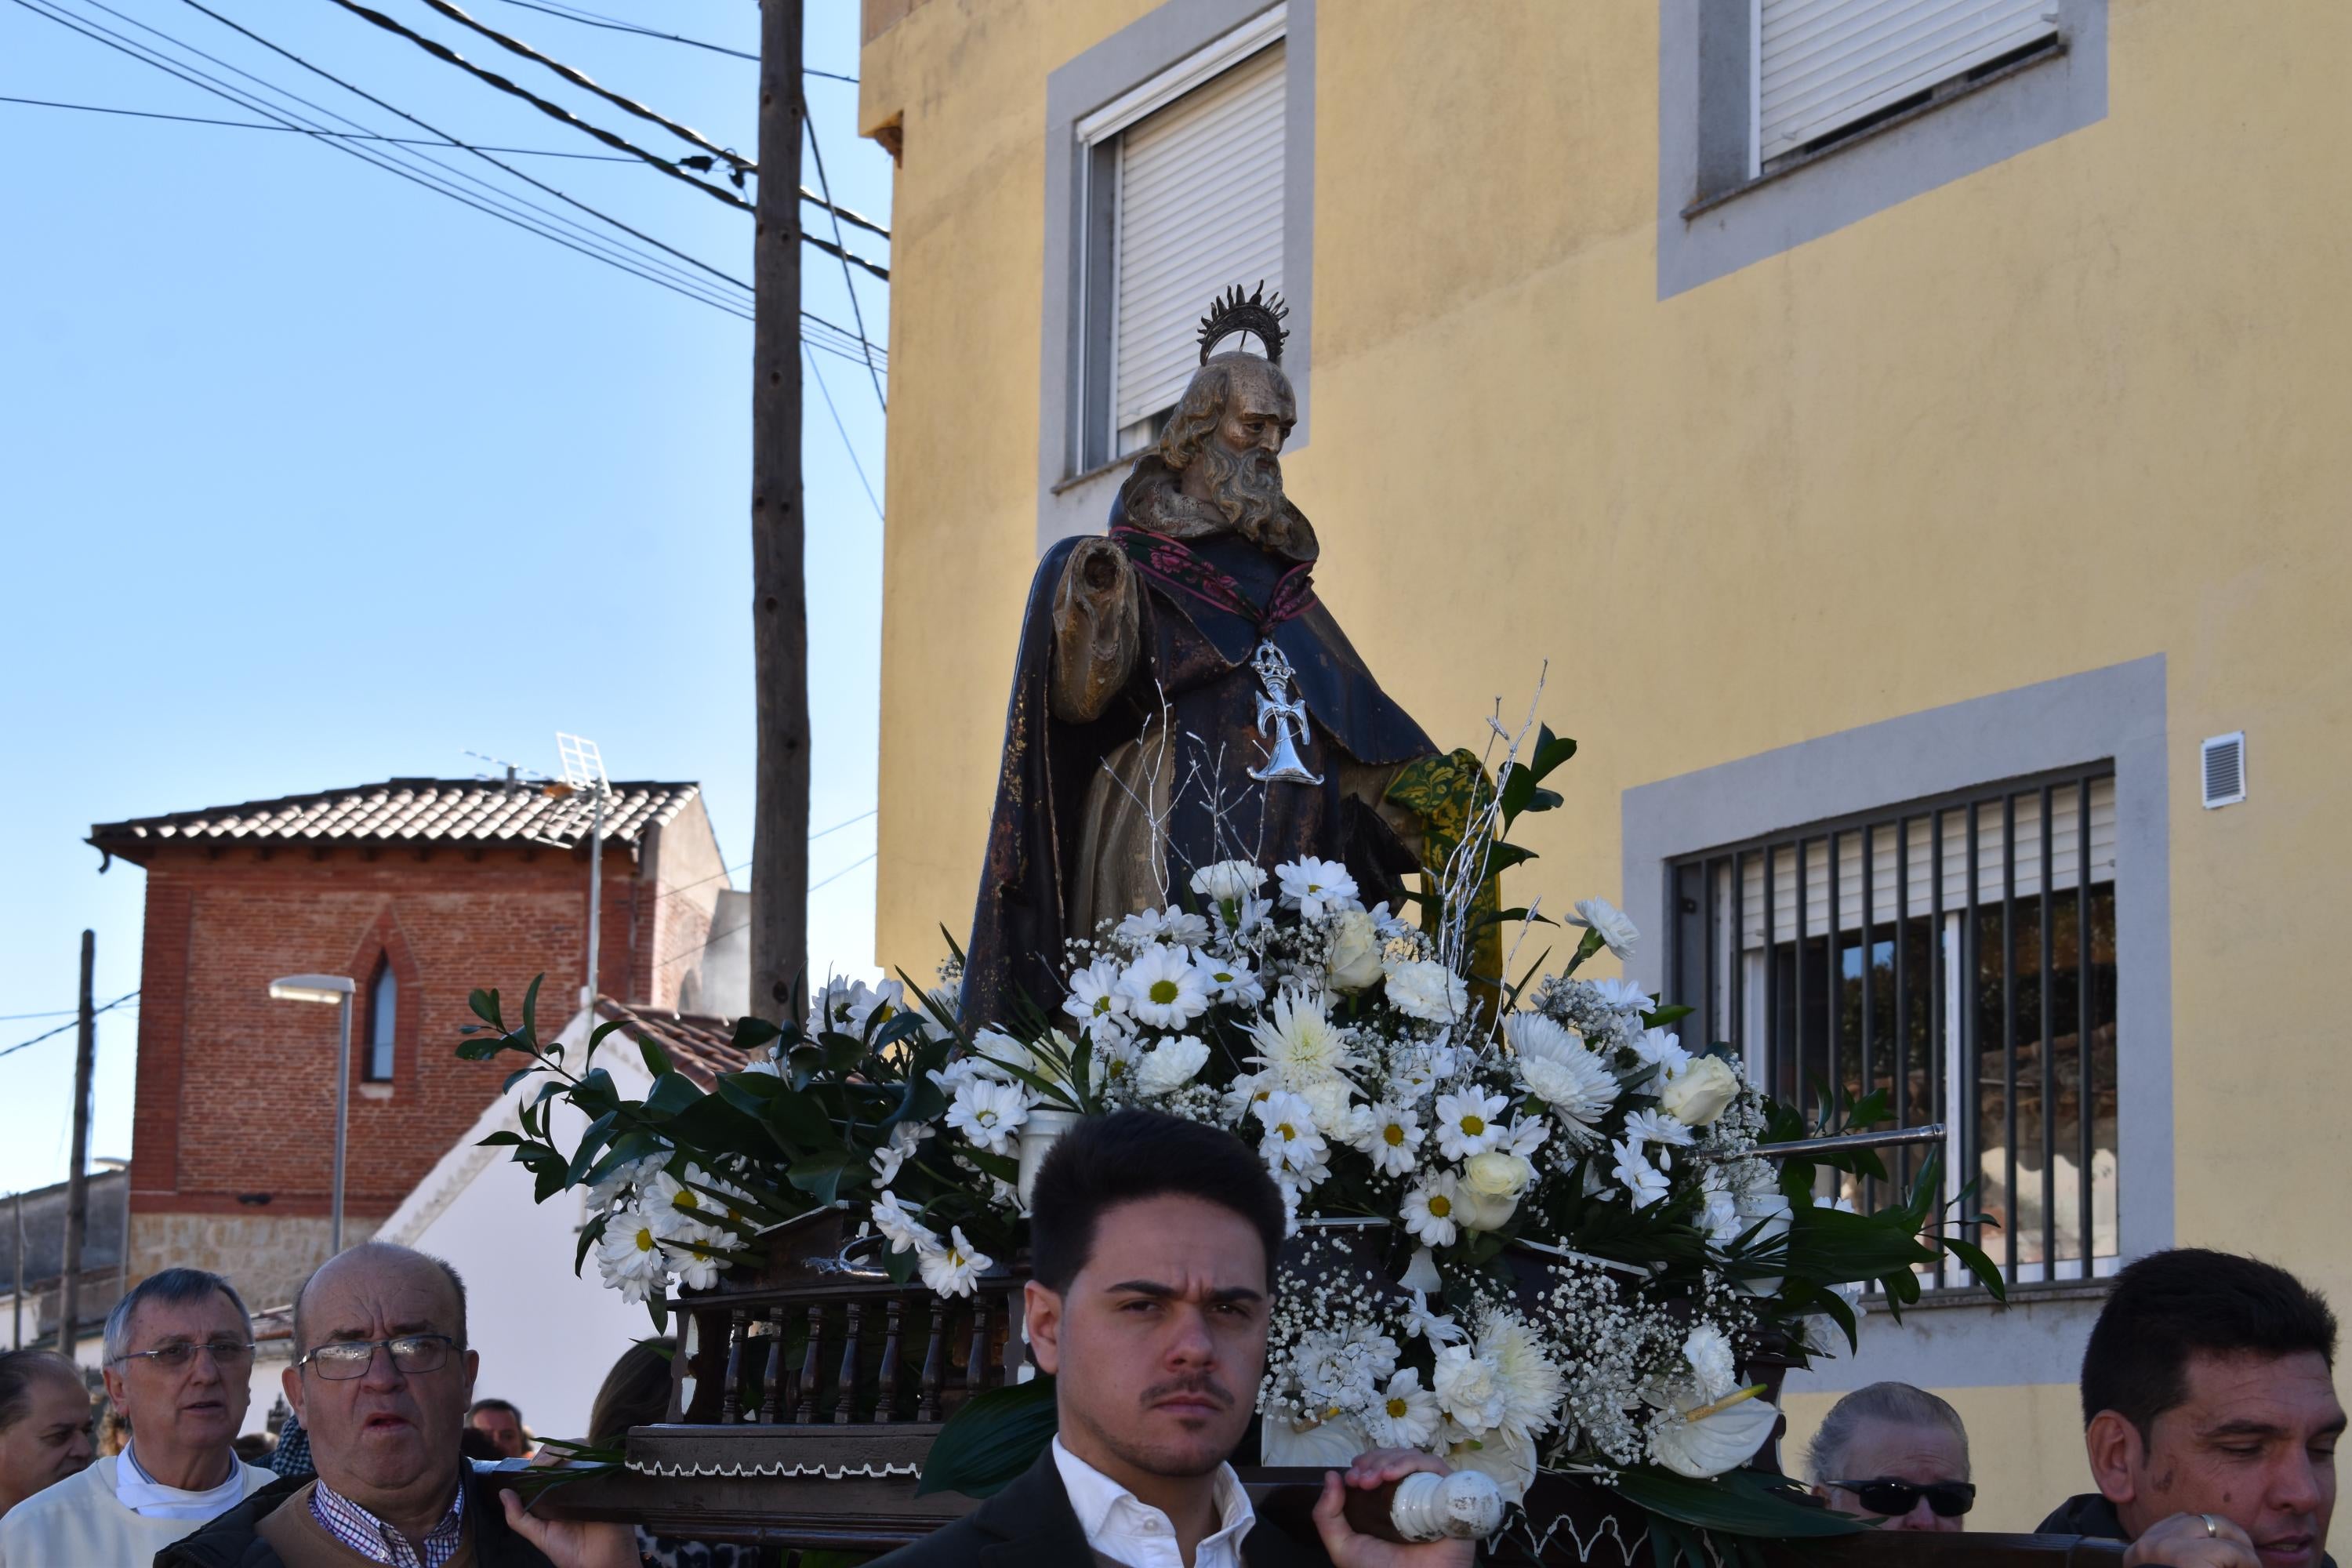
[964,286,1450,1025]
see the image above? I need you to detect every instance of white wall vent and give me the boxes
[2201,732,2247,809]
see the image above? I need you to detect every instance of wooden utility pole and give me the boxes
[57,931,96,1361]
[750,0,810,1021]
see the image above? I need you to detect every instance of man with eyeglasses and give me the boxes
[162,1241,627,1568]
[0,1266,275,1566]
[1804,1381,1975,1534]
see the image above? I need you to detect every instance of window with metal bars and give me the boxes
[1668,766,2118,1289]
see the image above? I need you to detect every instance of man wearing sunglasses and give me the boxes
[161,1241,628,1568]
[1805,1381,1974,1533]
[0,1267,276,1566]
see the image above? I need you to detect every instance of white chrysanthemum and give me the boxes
[1631,1028,1690,1078]
[1348,1102,1425,1178]
[1383,960,1466,1024]
[1062,956,1129,1035]
[945,1077,1030,1155]
[918,1226,991,1298]
[1254,1090,1327,1174]
[1681,1323,1739,1402]
[1588,976,1652,1014]
[1623,1107,1696,1152]
[872,1122,930,1185]
[595,1207,667,1303]
[811,976,906,1036]
[1364,1367,1442,1448]
[1275,857,1359,920]
[1401,1172,1462,1247]
[1189,859,1268,902]
[1114,906,1210,949]
[1432,1089,1510,1160]
[1430,1344,1508,1434]
[585,1153,665,1214]
[664,1239,728,1291]
[1479,1311,1565,1440]
[1195,951,1265,1007]
[1403,1290,1467,1346]
[1116,944,1211,1029]
[870,1192,938,1256]
[1134,1034,1211,1097]
[1568,896,1640,960]
[1504,1012,1619,1137]
[1247,991,1361,1089]
[637,1163,724,1243]
[1611,1138,1671,1208]
[1218,1069,1276,1126]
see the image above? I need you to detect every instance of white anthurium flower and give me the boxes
[1397,1247,1444,1295]
[1350,1102,1425,1178]
[945,1078,1031,1156]
[1196,951,1267,1007]
[1323,908,1386,993]
[1504,1012,1620,1138]
[1432,1089,1511,1160]
[1365,1367,1443,1448]
[1383,960,1468,1025]
[1568,897,1640,960]
[1276,857,1359,920]
[918,1226,993,1298]
[1630,1028,1691,1079]
[1479,1311,1566,1441]
[1650,1385,1780,1479]
[1403,1290,1467,1346]
[1430,1344,1509,1435]
[1062,957,1130,1035]
[1247,991,1363,1090]
[1134,1034,1212,1097]
[1189,859,1268,902]
[1116,944,1211,1029]
[1401,1172,1463,1247]
[1261,1410,1372,1468]
[1254,1090,1328,1174]
[1444,1421,1540,1506]
[1623,1107,1697,1152]
[1660,1054,1742,1127]
[1611,1138,1671,1209]
[595,1207,669,1301]
[870,1191,939,1256]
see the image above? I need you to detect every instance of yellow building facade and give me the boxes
[858,0,2352,1531]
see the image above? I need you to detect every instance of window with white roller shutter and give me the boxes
[1756,0,2058,169]
[1075,14,1287,466]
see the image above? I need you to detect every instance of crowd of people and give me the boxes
[0,1107,2334,1566]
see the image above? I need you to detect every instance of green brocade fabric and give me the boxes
[1384,748,1504,996]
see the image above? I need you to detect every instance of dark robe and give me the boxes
[962,464,1435,1029]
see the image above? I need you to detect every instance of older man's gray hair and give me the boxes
[1806,1381,1971,1482]
[101,1267,252,1364]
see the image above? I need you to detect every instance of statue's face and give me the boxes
[1177,356,1296,539]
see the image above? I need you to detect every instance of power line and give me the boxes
[24,0,754,321]
[0,993,137,1062]
[804,109,883,412]
[0,91,635,158]
[660,854,877,971]
[805,344,883,524]
[0,1009,76,1023]
[646,811,878,909]
[492,0,860,82]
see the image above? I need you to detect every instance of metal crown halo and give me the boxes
[1196,281,1289,364]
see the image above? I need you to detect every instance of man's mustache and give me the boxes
[1139,1373,1235,1409]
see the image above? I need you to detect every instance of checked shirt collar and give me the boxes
[309,1472,466,1568]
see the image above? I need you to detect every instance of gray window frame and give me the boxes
[1657,0,2109,299]
[1038,0,1316,554]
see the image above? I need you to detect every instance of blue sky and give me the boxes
[0,0,887,1197]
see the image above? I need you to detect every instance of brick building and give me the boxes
[87,778,732,1310]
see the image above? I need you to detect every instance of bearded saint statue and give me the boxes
[963,286,1463,1026]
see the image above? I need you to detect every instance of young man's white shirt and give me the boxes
[1051,1434,1257,1568]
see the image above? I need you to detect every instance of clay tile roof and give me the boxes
[591,996,755,1087]
[88,779,700,864]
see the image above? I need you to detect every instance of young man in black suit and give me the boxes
[876,1108,1472,1568]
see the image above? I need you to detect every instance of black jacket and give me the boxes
[872,1449,1323,1568]
[2038,1492,2338,1568]
[154,1468,559,1568]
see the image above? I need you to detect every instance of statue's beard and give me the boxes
[1195,441,1286,542]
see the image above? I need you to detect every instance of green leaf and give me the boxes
[1531,727,1577,778]
[572,1069,620,1117]
[916,1374,1058,1497]
[730,1014,784,1052]
[454,1037,508,1062]
[572,1210,610,1278]
[786,1151,851,1207]
[564,1111,619,1187]
[582,1018,631,1071]
[1943,1236,2007,1297]
[1642,1003,1696,1029]
[521,974,544,1048]
[644,1073,704,1118]
[1608,1465,1868,1539]
[477,1131,528,1149]
[469,988,505,1030]
[1498,760,1538,823]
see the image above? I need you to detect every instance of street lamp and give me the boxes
[269,973,354,1255]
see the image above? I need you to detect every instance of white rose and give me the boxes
[1660,1055,1740,1127]
[1452,1183,1519,1232]
[1323,909,1385,992]
[1462,1150,1534,1200]
[1384,960,1467,1024]
[1570,897,1640,960]
[1190,859,1268,902]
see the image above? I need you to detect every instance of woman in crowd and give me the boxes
[586,1338,757,1568]
[1807,1380,1976,1533]
[0,1350,93,1519]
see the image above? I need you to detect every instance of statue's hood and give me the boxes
[1114,455,1319,564]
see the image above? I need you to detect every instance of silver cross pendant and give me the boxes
[1247,641,1323,786]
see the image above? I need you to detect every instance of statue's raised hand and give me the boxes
[1051,537,1140,722]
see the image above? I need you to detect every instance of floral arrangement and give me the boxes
[460,718,1999,1552]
